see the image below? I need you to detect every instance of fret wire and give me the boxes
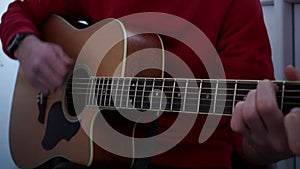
[183,79,188,112]
[114,78,120,107]
[109,78,114,107]
[150,79,155,110]
[197,79,202,113]
[141,78,147,110]
[94,77,98,105]
[99,78,105,107]
[281,81,285,112]
[159,79,166,110]
[132,79,138,108]
[126,79,131,109]
[213,80,219,114]
[170,79,176,111]
[92,77,97,106]
[119,78,126,108]
[232,80,237,113]
[95,77,101,106]
[104,78,110,106]
[89,77,94,105]
[93,77,99,105]
[87,77,93,106]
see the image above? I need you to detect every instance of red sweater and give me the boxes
[0,0,274,168]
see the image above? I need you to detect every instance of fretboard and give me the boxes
[72,77,300,116]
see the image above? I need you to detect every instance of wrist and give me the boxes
[14,34,38,60]
[7,33,35,57]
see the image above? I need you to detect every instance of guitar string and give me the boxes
[68,76,300,83]
[63,90,300,107]
[67,77,300,86]
[66,86,300,100]
[66,82,300,93]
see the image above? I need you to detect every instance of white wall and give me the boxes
[262,0,300,169]
[295,4,300,71]
[262,0,294,80]
[0,0,19,168]
[294,4,300,169]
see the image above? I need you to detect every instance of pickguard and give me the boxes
[42,102,80,150]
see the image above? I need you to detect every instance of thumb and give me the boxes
[284,108,300,156]
[285,65,300,81]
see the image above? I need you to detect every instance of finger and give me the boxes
[242,90,268,144]
[53,45,73,66]
[256,80,288,152]
[256,80,282,125]
[284,108,300,156]
[27,56,57,93]
[36,60,62,93]
[285,65,300,81]
[39,73,58,93]
[37,80,51,95]
[231,101,251,137]
[49,45,72,79]
[31,75,51,94]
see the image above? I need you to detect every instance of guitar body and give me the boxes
[10,15,164,169]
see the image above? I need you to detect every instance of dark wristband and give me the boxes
[7,33,32,56]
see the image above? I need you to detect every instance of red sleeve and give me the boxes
[0,0,88,58]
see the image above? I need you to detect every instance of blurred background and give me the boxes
[0,0,299,168]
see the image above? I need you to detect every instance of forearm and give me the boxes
[0,0,86,58]
[0,1,39,57]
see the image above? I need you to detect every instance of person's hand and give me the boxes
[283,65,300,156]
[230,65,300,164]
[14,35,73,94]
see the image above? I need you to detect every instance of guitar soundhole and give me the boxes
[65,68,90,118]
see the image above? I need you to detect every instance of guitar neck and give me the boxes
[74,77,300,116]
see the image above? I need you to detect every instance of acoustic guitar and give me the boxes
[9,15,299,169]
